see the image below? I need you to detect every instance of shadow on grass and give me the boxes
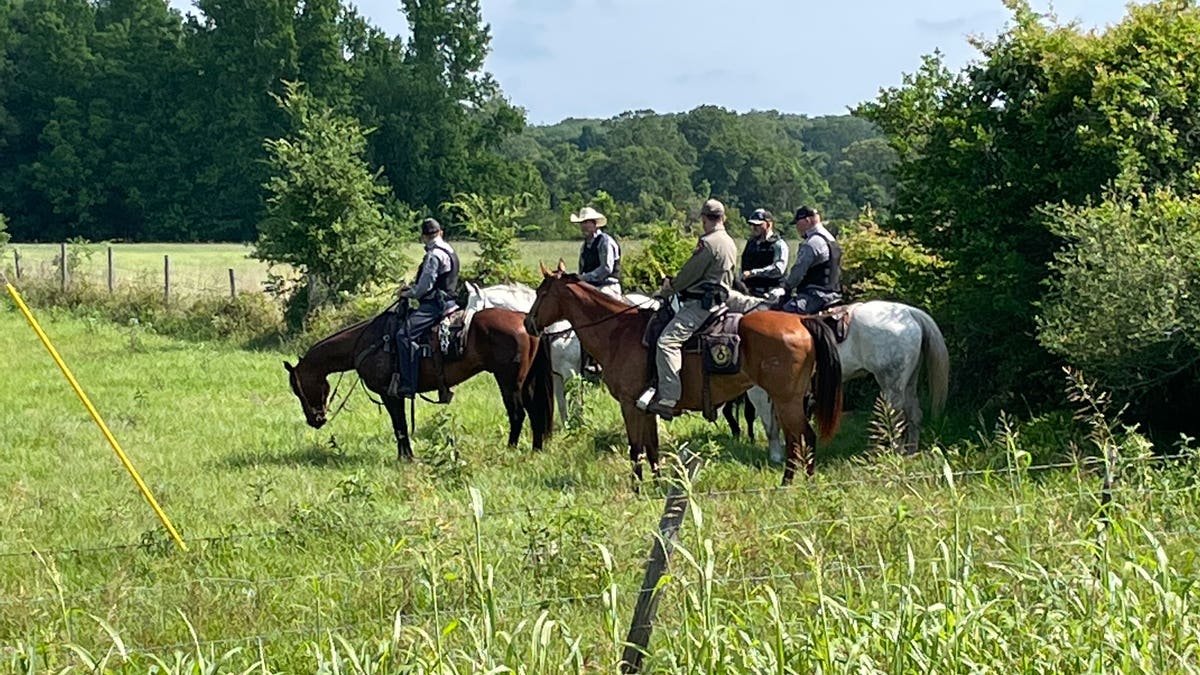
[217,437,383,469]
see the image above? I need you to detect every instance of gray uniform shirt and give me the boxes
[783,224,836,295]
[406,237,456,300]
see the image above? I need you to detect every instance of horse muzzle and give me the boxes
[308,411,328,429]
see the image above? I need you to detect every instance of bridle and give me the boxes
[528,281,656,338]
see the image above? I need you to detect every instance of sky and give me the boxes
[168,0,1141,125]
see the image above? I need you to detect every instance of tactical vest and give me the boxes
[740,234,782,292]
[422,240,460,304]
[580,232,622,283]
[798,230,842,293]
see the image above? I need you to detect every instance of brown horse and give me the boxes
[284,307,554,459]
[524,263,843,486]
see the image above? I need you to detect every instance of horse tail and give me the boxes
[801,317,843,440]
[911,308,949,419]
[524,334,556,441]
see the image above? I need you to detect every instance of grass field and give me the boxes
[6,241,607,296]
[3,248,1200,672]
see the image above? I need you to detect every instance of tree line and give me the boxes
[3,0,1197,442]
[0,0,894,244]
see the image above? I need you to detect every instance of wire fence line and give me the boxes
[3,451,1197,659]
[4,452,1192,563]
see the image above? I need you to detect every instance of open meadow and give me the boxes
[2,244,1200,673]
[6,241,606,297]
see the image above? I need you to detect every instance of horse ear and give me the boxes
[283,361,294,373]
[539,261,550,277]
[556,258,566,273]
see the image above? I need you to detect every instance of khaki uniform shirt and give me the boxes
[661,226,738,300]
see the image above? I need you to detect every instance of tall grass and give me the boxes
[3,287,1200,672]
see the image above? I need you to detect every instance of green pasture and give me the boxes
[5,241,613,296]
[2,299,1200,672]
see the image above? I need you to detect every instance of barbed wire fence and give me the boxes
[1,448,1197,667]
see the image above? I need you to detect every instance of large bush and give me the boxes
[838,208,947,309]
[1038,188,1200,439]
[442,192,540,287]
[254,81,407,310]
[621,222,699,294]
[857,0,1200,405]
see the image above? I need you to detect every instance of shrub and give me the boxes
[1038,187,1200,439]
[621,221,698,294]
[838,207,948,309]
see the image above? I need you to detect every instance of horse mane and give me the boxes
[559,274,650,312]
[303,316,375,357]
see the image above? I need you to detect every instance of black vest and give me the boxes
[799,230,842,293]
[422,240,460,304]
[580,232,621,283]
[740,234,783,292]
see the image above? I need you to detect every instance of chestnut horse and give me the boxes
[524,264,843,486]
[284,307,554,459]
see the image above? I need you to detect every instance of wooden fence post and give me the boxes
[228,268,236,299]
[620,447,705,674]
[13,250,20,280]
[107,246,115,293]
[163,254,170,305]
[60,242,68,291]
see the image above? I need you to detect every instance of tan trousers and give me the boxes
[655,300,715,403]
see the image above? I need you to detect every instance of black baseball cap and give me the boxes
[748,208,773,225]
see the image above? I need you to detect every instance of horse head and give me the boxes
[526,261,572,336]
[284,359,330,429]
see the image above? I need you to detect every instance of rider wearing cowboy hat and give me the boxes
[572,206,623,299]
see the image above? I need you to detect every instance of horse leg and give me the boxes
[774,395,814,485]
[645,413,661,481]
[553,373,569,428]
[494,372,525,448]
[384,395,413,461]
[748,387,783,464]
[745,396,757,443]
[722,401,741,438]
[620,400,650,492]
[901,374,924,454]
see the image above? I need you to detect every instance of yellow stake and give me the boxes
[2,272,188,551]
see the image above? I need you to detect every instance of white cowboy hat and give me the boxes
[569,206,608,227]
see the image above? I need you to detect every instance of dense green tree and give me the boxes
[857,0,1200,411]
[254,82,405,305]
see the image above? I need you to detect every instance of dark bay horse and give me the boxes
[284,307,554,459]
[524,263,843,486]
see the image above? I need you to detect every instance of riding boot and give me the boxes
[430,339,453,404]
[390,341,418,398]
[582,351,602,380]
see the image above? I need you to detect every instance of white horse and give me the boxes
[464,281,658,427]
[746,300,949,463]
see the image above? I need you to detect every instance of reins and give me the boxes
[538,295,656,339]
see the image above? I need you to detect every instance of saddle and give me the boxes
[435,309,469,362]
[774,298,855,344]
[383,306,468,361]
[813,303,854,344]
[382,305,466,402]
[641,305,744,423]
[641,306,744,375]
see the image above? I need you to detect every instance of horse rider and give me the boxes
[573,206,623,299]
[739,207,790,302]
[639,198,738,420]
[391,217,459,402]
[573,205,622,377]
[780,205,843,315]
